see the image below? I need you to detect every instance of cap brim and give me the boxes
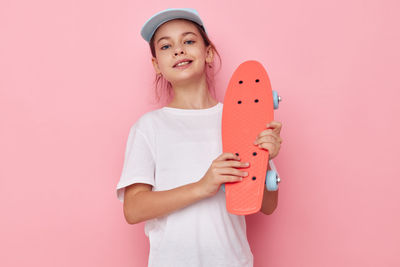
[140,8,207,43]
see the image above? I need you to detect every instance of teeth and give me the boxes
[176,61,190,67]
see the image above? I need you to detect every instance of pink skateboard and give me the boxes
[221,60,282,215]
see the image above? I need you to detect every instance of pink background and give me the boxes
[1,0,399,266]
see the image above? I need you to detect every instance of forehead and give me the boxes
[153,19,200,41]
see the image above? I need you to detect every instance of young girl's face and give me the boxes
[151,19,213,86]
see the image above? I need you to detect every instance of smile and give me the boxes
[174,60,193,69]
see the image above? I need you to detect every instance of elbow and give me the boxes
[261,187,279,215]
[123,203,142,225]
[262,206,277,215]
[124,215,137,225]
[122,184,152,224]
[261,201,278,215]
[126,218,141,225]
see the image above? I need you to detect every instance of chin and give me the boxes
[169,71,203,84]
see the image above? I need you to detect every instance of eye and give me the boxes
[161,44,170,50]
[185,40,195,44]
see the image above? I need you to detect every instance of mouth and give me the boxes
[173,60,193,68]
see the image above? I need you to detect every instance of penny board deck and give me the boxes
[221,60,274,215]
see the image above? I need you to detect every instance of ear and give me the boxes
[205,45,214,64]
[152,57,161,75]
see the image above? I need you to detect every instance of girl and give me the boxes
[116,8,283,267]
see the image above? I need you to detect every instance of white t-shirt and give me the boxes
[116,102,279,267]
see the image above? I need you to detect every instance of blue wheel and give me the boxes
[266,170,279,191]
[272,90,281,110]
[221,183,225,192]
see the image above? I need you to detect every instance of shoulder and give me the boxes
[133,108,161,132]
[128,108,163,144]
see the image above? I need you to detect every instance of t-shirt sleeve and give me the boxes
[116,123,155,203]
[268,159,280,179]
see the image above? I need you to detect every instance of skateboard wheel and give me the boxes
[221,183,225,192]
[272,90,281,110]
[266,170,279,191]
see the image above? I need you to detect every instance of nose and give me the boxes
[174,48,185,56]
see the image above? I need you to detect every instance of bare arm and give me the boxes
[123,182,205,224]
[260,164,278,215]
[123,152,247,224]
[254,120,282,215]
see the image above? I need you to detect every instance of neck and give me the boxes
[167,73,218,109]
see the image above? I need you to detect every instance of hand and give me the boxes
[253,120,283,160]
[196,153,250,198]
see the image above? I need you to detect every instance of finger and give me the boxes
[255,132,281,145]
[217,168,248,177]
[259,142,280,159]
[258,142,276,154]
[255,135,278,146]
[266,120,282,129]
[222,175,243,183]
[217,152,240,161]
[256,128,281,140]
[257,130,279,141]
[266,121,282,134]
[217,160,249,168]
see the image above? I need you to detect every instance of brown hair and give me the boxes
[149,19,222,104]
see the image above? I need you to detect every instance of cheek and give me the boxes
[192,50,207,66]
[196,49,207,60]
[159,61,169,70]
[156,57,170,70]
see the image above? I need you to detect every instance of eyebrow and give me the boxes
[156,32,197,45]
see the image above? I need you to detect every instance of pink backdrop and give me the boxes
[1,0,399,266]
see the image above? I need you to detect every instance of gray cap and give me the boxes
[140,8,207,43]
